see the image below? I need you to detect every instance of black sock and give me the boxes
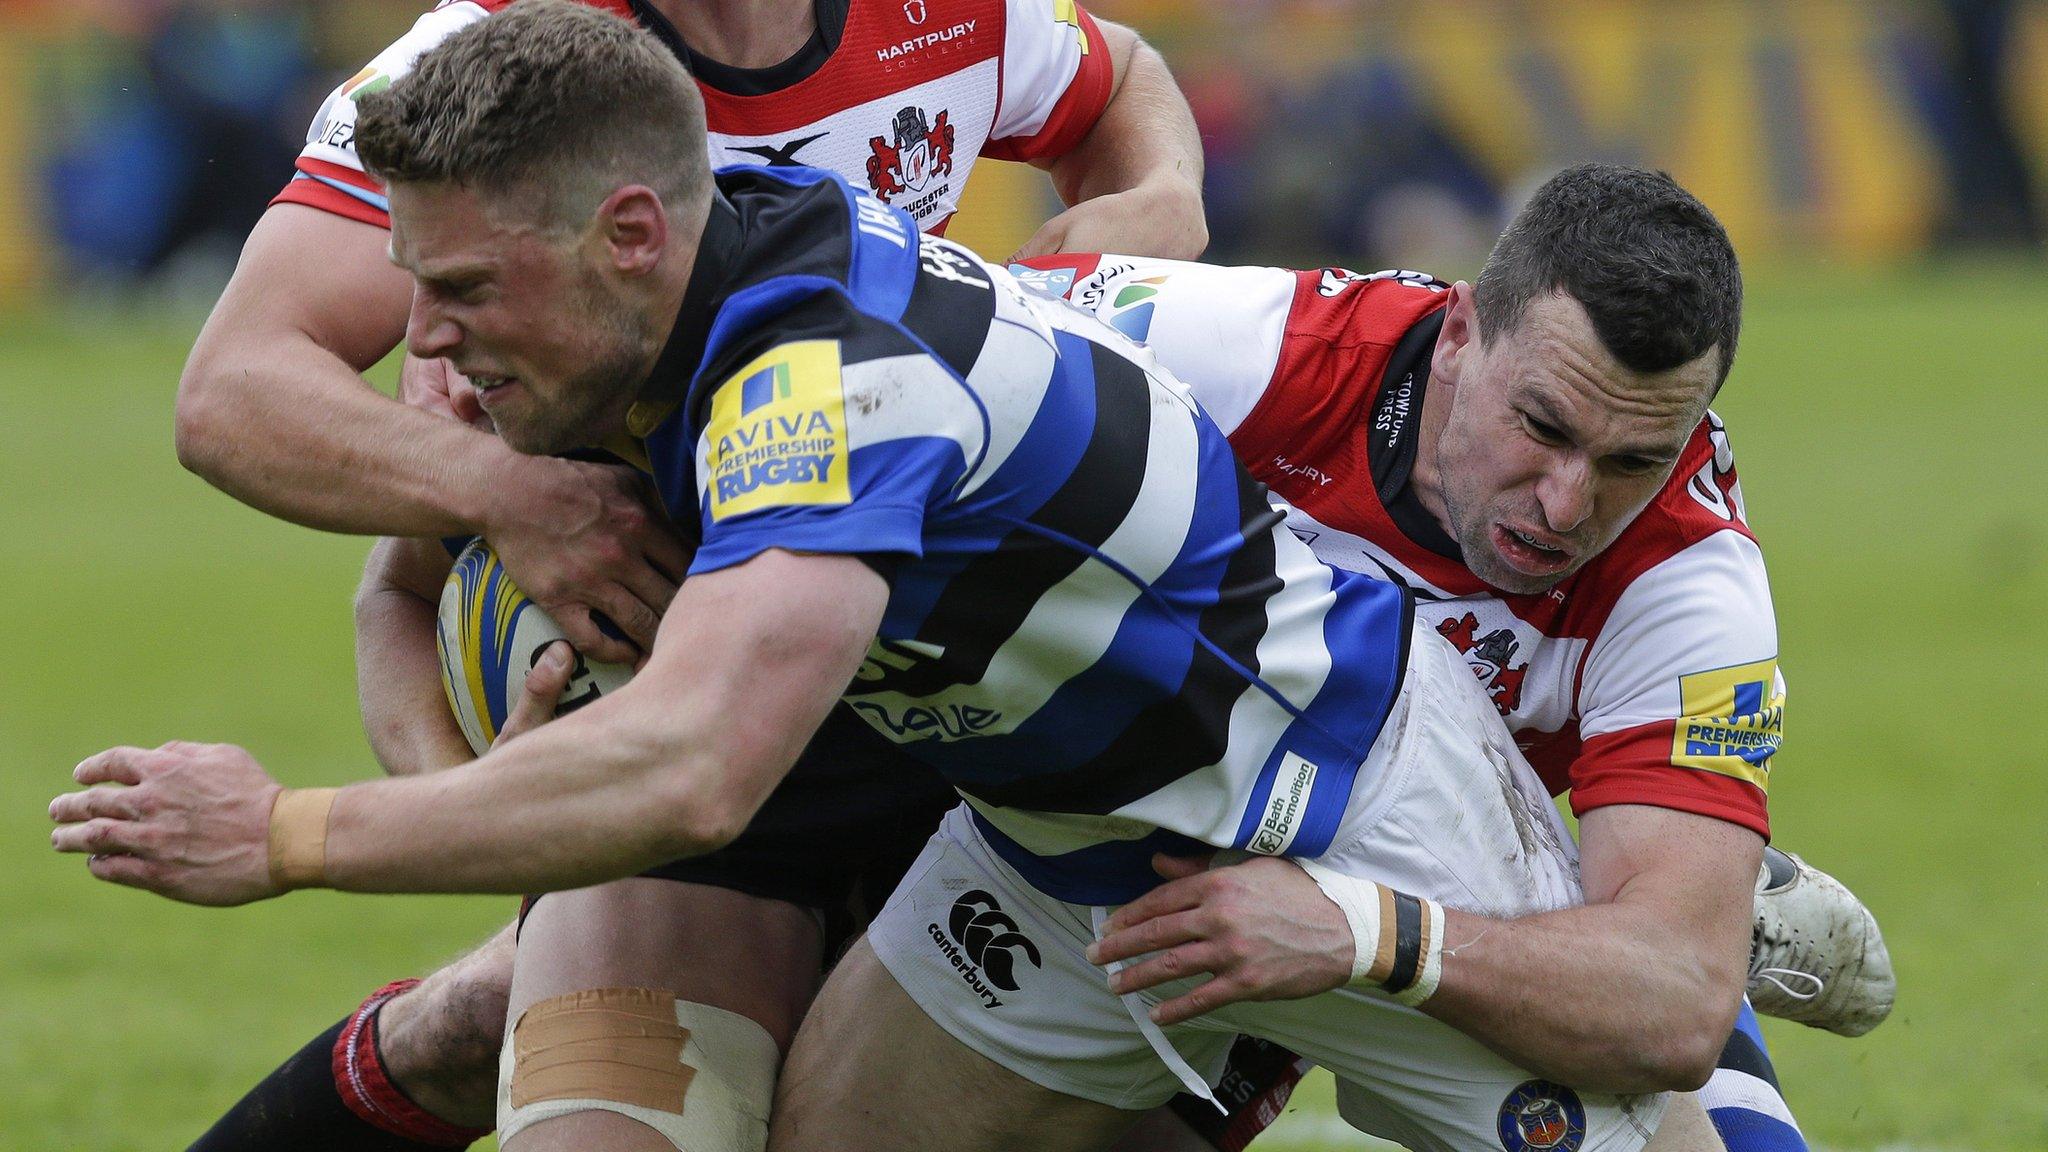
[185,1018,464,1152]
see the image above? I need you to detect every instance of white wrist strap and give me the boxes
[1295,859,1444,1006]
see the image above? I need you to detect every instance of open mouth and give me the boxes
[1493,523,1574,575]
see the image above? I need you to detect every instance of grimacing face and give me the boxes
[1427,288,1720,594]
[389,181,656,456]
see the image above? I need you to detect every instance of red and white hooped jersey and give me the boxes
[1014,254,1781,838]
[276,0,1112,234]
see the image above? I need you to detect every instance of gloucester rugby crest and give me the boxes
[868,105,955,202]
[1436,612,1529,714]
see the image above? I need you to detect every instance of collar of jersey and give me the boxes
[629,0,848,96]
[1368,307,1463,562]
[628,190,744,439]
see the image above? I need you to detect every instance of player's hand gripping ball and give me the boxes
[437,539,634,754]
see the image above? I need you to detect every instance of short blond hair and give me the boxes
[355,0,709,231]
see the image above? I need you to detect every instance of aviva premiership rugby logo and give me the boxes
[703,341,849,522]
[1671,657,1782,789]
[1497,1080,1586,1152]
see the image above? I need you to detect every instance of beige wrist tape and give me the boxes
[267,788,338,890]
[1296,858,1445,1006]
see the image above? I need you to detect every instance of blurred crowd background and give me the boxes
[0,0,2045,303]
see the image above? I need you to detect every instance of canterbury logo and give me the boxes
[927,890,1042,1004]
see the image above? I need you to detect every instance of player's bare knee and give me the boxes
[442,957,515,1067]
[385,932,517,1082]
[499,988,779,1152]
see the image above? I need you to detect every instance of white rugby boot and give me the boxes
[1746,846,1895,1037]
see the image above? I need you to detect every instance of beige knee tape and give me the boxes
[497,988,779,1151]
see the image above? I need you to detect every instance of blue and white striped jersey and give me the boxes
[641,167,1414,903]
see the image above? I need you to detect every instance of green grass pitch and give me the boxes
[1,262,2042,1149]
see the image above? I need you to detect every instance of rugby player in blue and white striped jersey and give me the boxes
[57,7,1712,1149]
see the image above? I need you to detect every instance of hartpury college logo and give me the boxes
[1437,612,1529,714]
[867,105,955,202]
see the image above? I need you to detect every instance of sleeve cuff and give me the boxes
[983,6,1114,163]
[271,159,392,229]
[271,182,388,229]
[688,503,928,578]
[1570,723,1772,839]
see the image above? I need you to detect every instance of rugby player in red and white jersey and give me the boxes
[171,3,1212,1151]
[1022,166,1892,1152]
[182,0,1205,668]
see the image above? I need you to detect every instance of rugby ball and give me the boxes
[436,539,635,756]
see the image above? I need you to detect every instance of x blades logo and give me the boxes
[729,132,828,166]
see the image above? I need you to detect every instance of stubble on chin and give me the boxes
[489,412,562,458]
[1448,505,1550,596]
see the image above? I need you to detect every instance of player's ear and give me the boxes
[594,185,670,276]
[1432,281,1478,393]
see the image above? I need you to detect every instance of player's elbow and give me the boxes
[174,333,265,485]
[646,759,754,860]
[1636,1025,1723,1092]
[1561,1023,1719,1095]
[679,792,751,857]
[173,356,232,479]
[1624,963,1744,1092]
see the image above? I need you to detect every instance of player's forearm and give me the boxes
[177,333,523,537]
[1047,29,1204,226]
[318,689,742,894]
[1423,901,1747,1093]
[175,203,522,537]
[313,552,883,895]
[355,538,473,776]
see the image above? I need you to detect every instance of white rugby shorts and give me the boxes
[867,630,1668,1152]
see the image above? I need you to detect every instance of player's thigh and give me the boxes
[502,878,826,1152]
[507,878,823,1046]
[1219,990,1665,1152]
[1643,1093,1726,1152]
[1286,858,1624,1146]
[770,935,1134,1152]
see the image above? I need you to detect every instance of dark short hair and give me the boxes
[1475,164,1742,387]
[355,0,709,230]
